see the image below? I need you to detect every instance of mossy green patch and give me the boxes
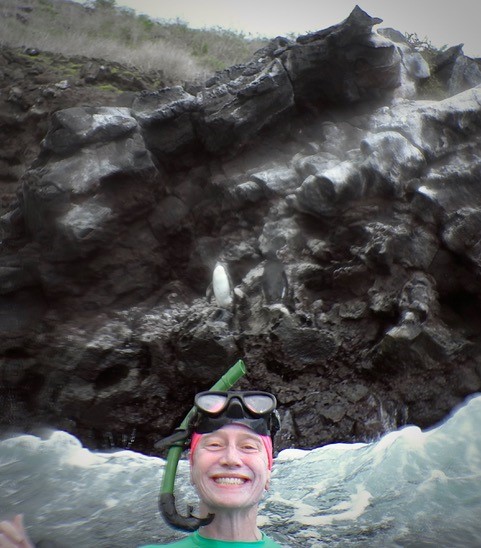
[95,83,121,93]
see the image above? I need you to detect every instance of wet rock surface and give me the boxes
[1,7,481,454]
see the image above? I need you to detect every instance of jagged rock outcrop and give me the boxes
[1,6,481,453]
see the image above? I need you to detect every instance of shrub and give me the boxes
[404,32,449,100]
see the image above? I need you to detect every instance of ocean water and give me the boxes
[1,393,480,547]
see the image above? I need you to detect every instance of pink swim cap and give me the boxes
[190,431,273,470]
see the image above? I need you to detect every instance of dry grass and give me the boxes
[0,0,268,82]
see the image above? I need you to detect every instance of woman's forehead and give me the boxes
[203,424,261,440]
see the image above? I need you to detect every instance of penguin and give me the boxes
[212,261,235,309]
[261,251,289,305]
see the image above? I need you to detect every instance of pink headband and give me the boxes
[190,431,273,470]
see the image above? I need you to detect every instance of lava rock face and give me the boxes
[1,7,481,453]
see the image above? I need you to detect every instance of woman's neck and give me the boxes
[198,505,261,542]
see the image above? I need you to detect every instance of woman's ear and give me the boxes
[265,469,271,490]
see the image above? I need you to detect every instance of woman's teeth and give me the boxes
[214,477,245,485]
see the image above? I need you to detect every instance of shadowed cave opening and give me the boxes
[94,364,130,389]
[439,289,481,337]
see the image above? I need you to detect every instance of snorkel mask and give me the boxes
[156,360,280,532]
[192,390,279,437]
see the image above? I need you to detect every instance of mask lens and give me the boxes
[243,394,275,415]
[196,393,228,414]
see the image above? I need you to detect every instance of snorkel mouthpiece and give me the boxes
[159,492,209,532]
[158,359,247,531]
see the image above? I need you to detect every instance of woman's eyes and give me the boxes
[205,440,223,448]
[241,443,259,451]
[203,441,260,451]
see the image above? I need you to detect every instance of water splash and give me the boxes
[0,394,480,547]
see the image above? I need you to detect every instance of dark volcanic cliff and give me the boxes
[1,6,481,454]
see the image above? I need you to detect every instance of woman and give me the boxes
[0,391,282,547]
[142,390,283,547]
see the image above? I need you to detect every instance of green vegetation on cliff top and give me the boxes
[0,0,268,83]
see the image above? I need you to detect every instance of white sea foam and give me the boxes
[294,484,372,526]
[1,394,481,547]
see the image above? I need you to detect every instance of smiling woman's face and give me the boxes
[190,424,271,512]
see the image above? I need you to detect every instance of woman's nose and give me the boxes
[220,445,242,466]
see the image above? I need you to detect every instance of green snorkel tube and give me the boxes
[158,359,247,531]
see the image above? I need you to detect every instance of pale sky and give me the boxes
[103,0,481,58]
